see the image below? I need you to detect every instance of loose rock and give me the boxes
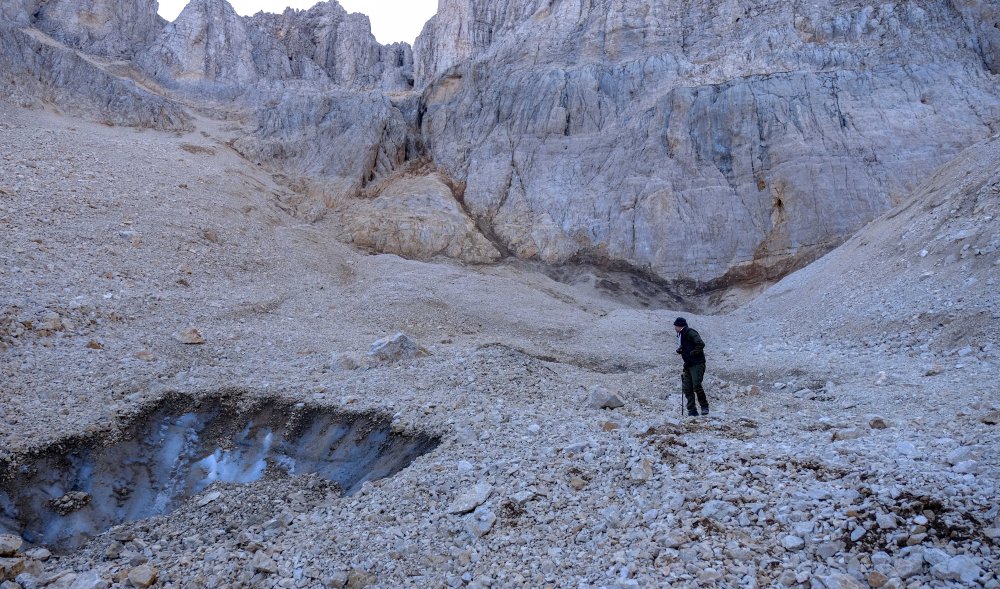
[126,565,156,588]
[587,385,624,410]
[173,327,205,345]
[448,483,492,514]
[0,537,21,558]
[367,333,428,363]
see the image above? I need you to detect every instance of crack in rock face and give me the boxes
[0,396,439,552]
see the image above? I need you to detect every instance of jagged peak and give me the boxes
[173,0,243,20]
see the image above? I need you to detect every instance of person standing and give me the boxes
[674,317,709,416]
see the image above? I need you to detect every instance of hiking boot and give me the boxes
[687,410,699,417]
[701,407,710,416]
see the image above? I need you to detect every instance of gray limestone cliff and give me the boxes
[29,0,165,59]
[2,0,998,292]
[247,3,414,91]
[137,0,412,95]
[231,90,416,203]
[413,0,1000,287]
[138,0,260,95]
[0,25,190,131]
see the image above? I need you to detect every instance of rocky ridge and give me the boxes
[30,0,165,59]
[0,25,191,131]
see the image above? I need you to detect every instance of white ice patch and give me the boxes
[191,428,274,492]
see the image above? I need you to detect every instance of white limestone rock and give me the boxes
[250,551,278,574]
[893,557,924,579]
[945,446,976,465]
[629,457,653,482]
[127,565,158,588]
[894,441,922,458]
[448,482,492,515]
[930,555,982,584]
[333,174,501,263]
[368,333,428,363]
[0,536,21,557]
[465,507,496,538]
[831,427,866,442]
[700,500,735,521]
[587,385,624,410]
[875,513,898,530]
[952,460,979,474]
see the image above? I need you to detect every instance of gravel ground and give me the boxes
[0,103,997,589]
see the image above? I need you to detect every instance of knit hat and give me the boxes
[673,317,687,327]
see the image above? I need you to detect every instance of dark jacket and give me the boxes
[676,327,706,367]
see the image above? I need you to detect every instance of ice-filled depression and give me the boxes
[0,396,439,551]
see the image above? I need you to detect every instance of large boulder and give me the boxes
[333,174,502,263]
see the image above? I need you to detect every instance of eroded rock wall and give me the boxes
[247,4,414,91]
[138,0,260,95]
[415,0,1000,286]
[950,0,1000,74]
[30,0,164,59]
[3,0,998,287]
[231,90,415,201]
[135,0,412,95]
[0,25,191,131]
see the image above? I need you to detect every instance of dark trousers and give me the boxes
[682,363,708,413]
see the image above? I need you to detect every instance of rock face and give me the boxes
[247,3,414,91]
[952,0,1000,74]
[415,0,1000,286]
[139,0,412,95]
[3,0,998,289]
[332,173,501,263]
[139,0,259,95]
[0,25,191,131]
[30,0,164,58]
[743,131,1000,351]
[230,90,416,205]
